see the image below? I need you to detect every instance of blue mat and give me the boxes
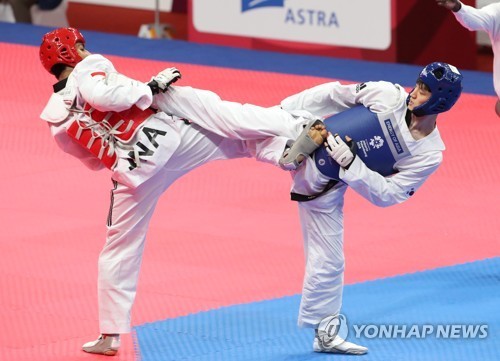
[0,22,494,96]
[134,257,500,361]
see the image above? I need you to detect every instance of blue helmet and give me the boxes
[409,62,463,116]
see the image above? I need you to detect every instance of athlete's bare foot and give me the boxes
[309,123,328,145]
[279,119,328,170]
[295,123,328,164]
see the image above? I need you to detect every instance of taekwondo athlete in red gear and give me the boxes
[38,27,312,356]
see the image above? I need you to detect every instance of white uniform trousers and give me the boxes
[98,121,288,333]
[291,156,349,329]
[154,86,308,141]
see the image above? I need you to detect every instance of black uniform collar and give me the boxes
[405,109,412,127]
[53,78,68,93]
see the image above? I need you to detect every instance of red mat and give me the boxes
[1,42,499,360]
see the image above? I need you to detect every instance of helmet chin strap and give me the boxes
[411,105,426,117]
[58,66,75,81]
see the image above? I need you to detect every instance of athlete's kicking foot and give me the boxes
[279,119,327,170]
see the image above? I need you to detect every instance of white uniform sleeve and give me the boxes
[280,81,404,118]
[339,151,442,207]
[454,3,500,37]
[49,123,105,171]
[73,54,153,112]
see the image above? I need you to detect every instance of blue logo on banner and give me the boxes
[242,0,285,12]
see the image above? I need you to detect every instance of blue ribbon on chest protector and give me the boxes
[315,106,411,181]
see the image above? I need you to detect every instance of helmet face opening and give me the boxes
[39,27,86,75]
[409,62,463,116]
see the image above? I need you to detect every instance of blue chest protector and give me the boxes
[314,106,411,181]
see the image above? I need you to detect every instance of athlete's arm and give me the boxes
[280,81,403,118]
[453,3,500,36]
[74,54,153,112]
[339,152,442,207]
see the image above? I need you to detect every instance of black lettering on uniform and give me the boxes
[127,142,154,170]
[135,142,154,157]
[143,127,167,148]
[126,127,167,171]
[356,83,367,93]
[127,157,137,171]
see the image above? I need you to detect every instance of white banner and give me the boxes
[193,0,391,50]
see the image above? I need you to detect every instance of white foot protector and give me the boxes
[82,334,120,356]
[313,335,368,355]
[314,314,368,355]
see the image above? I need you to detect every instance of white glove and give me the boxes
[325,133,356,168]
[150,67,181,93]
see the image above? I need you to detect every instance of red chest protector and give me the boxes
[82,103,155,142]
[66,104,156,169]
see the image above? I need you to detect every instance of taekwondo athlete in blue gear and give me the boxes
[283,62,462,355]
[149,62,463,355]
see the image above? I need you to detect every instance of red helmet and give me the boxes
[39,27,86,74]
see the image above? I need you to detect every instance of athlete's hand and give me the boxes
[325,133,357,169]
[148,67,181,94]
[435,0,461,12]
